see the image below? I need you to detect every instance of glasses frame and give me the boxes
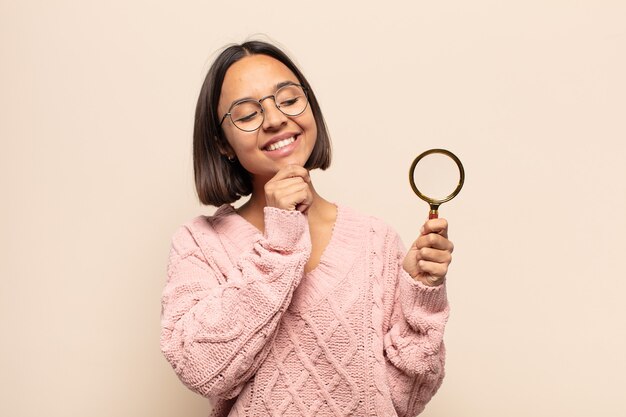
[219,83,309,132]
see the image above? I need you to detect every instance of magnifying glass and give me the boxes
[409,149,465,219]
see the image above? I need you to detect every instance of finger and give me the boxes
[416,233,454,252]
[417,260,448,280]
[418,247,452,264]
[270,165,311,183]
[265,178,308,208]
[296,200,311,213]
[421,218,449,238]
[274,183,313,211]
[274,182,309,203]
[265,176,306,193]
[294,187,314,212]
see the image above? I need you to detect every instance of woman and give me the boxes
[160,40,454,416]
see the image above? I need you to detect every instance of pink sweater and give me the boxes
[160,204,449,416]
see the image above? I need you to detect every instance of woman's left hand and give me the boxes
[402,218,454,286]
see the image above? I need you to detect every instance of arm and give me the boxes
[160,207,311,399]
[382,230,450,417]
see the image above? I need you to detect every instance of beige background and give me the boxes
[1,1,625,416]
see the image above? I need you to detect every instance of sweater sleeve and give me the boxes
[381,230,449,417]
[160,208,311,399]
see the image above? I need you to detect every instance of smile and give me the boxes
[265,136,296,151]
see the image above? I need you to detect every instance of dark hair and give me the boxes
[193,40,332,206]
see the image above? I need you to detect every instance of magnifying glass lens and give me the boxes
[412,152,462,201]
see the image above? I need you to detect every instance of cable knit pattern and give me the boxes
[160,204,449,416]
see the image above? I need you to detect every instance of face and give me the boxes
[217,54,318,180]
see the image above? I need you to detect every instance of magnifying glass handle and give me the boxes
[429,204,440,219]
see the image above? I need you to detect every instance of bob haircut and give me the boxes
[193,40,332,206]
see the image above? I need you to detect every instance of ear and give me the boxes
[214,136,235,159]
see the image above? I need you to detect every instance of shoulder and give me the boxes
[170,205,238,254]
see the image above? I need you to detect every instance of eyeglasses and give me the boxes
[220,83,309,132]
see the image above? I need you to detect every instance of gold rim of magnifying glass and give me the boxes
[409,148,465,206]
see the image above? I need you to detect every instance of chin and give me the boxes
[276,157,308,169]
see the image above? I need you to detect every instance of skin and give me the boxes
[218,54,453,285]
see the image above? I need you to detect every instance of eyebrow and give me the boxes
[228,80,299,108]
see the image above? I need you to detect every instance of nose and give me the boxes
[260,96,288,130]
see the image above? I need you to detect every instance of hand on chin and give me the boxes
[272,157,306,171]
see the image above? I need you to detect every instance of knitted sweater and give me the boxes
[160,204,449,417]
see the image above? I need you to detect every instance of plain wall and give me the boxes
[1,1,625,416]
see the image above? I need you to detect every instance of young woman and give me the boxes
[160,40,454,417]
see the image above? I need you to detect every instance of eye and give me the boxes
[279,96,300,107]
[234,111,260,123]
[276,84,306,109]
[231,100,263,124]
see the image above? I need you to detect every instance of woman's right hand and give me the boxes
[264,165,313,213]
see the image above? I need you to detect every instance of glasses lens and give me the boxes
[275,85,308,116]
[230,101,263,131]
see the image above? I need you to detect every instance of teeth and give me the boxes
[266,137,295,151]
